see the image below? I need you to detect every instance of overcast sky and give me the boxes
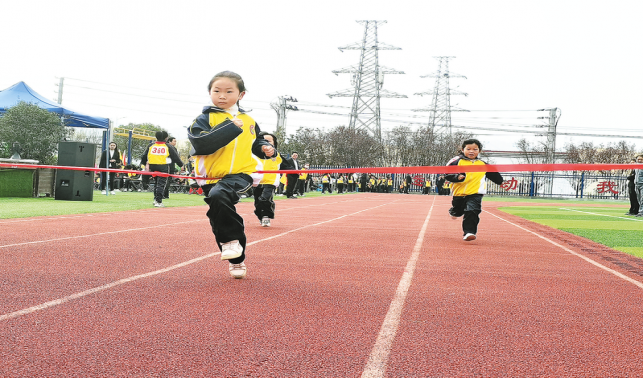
[2,0,643,153]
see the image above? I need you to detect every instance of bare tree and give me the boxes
[515,138,548,164]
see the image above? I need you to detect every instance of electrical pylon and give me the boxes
[414,56,468,135]
[327,20,406,141]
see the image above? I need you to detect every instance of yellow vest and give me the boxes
[259,155,283,186]
[450,159,487,196]
[147,142,170,165]
[194,112,261,185]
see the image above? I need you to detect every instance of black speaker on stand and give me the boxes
[55,142,96,201]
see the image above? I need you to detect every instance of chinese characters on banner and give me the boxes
[501,177,518,191]
[596,181,619,194]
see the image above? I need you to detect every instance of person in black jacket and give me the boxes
[163,136,184,199]
[283,152,300,199]
[98,142,122,194]
[626,158,640,215]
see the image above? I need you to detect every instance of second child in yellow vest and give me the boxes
[253,132,286,228]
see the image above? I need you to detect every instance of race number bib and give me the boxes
[151,146,167,155]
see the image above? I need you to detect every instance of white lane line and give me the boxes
[560,207,643,222]
[0,220,202,249]
[486,211,643,290]
[0,200,395,322]
[0,253,216,322]
[361,196,436,378]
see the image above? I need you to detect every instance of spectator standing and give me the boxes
[99,142,122,195]
[284,152,300,199]
[337,174,345,194]
[634,154,643,217]
[163,136,184,199]
[404,175,412,194]
[297,163,309,196]
[626,159,640,215]
[423,178,432,194]
[321,173,332,194]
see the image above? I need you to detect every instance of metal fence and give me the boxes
[486,171,630,199]
[309,166,632,199]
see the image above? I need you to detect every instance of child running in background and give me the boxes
[253,132,287,227]
[445,138,504,241]
[189,71,275,279]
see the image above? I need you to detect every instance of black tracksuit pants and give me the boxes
[253,184,276,220]
[203,173,253,264]
[450,194,483,236]
[149,164,168,204]
[285,174,298,197]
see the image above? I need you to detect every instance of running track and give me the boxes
[1,194,642,377]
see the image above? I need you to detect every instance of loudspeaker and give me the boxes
[55,142,96,201]
[57,142,96,167]
[55,170,94,201]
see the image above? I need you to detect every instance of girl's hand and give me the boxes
[262,145,275,157]
[232,116,243,128]
[458,174,465,180]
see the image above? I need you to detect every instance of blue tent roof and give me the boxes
[0,81,109,129]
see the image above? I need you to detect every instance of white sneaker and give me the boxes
[261,217,271,227]
[463,233,477,241]
[221,240,243,260]
[110,191,116,195]
[229,262,247,279]
[101,190,106,194]
[154,202,165,208]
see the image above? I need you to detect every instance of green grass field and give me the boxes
[497,203,643,259]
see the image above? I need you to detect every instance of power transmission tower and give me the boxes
[414,56,468,135]
[327,20,406,141]
[270,95,298,141]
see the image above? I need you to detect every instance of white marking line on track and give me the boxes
[560,207,643,222]
[0,212,113,224]
[361,196,436,378]
[0,220,202,249]
[0,200,396,322]
[486,211,643,290]
[0,253,217,322]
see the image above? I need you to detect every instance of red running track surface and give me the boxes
[1,194,642,377]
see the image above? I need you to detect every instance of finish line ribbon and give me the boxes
[1,162,642,182]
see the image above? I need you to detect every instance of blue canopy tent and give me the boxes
[0,81,109,129]
[0,82,115,196]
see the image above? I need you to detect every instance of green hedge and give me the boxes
[0,169,33,197]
